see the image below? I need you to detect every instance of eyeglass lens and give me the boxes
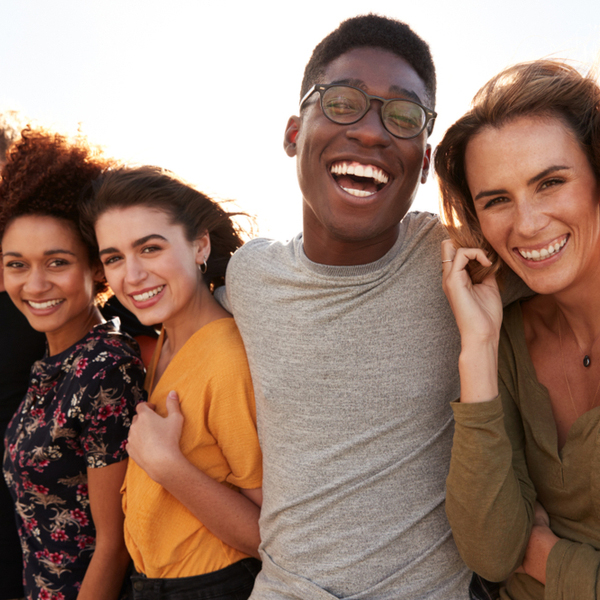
[321,86,427,138]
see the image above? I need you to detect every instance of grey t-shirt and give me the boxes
[221,212,470,599]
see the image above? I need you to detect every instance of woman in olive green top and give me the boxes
[436,60,600,600]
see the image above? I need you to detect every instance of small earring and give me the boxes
[198,257,208,274]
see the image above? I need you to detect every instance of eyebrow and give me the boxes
[98,233,167,257]
[2,248,76,257]
[332,78,422,103]
[473,165,572,201]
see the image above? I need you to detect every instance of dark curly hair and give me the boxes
[80,165,248,291]
[300,14,436,110]
[0,110,27,162]
[0,126,112,295]
[435,59,600,283]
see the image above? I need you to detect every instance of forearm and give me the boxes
[519,524,559,584]
[446,397,535,580]
[458,340,499,403]
[153,454,261,559]
[77,539,130,600]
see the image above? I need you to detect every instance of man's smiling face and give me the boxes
[284,47,432,266]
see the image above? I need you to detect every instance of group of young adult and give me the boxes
[2,11,600,600]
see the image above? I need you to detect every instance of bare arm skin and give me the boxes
[126,392,261,559]
[77,460,130,600]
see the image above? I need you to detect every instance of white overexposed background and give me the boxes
[1,0,598,240]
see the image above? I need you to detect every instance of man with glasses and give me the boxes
[221,14,472,600]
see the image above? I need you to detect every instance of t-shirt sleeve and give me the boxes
[206,348,262,490]
[214,285,231,313]
[79,355,146,469]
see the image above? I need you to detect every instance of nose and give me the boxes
[345,102,391,147]
[125,257,147,285]
[23,266,52,295]
[513,198,550,238]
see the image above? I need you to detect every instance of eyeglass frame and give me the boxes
[299,83,437,139]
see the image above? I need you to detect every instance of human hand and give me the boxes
[515,502,558,584]
[127,391,185,484]
[532,501,550,527]
[441,240,503,347]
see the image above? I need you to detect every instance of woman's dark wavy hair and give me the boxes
[435,59,600,283]
[0,126,112,295]
[80,165,248,291]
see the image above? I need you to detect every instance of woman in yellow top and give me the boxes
[81,165,262,599]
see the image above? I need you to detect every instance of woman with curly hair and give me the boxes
[437,60,600,599]
[81,165,262,600]
[1,128,145,600]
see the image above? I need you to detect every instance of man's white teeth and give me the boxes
[28,299,63,309]
[341,187,375,198]
[331,163,389,185]
[518,237,567,261]
[133,286,164,301]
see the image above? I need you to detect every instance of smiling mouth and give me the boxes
[517,235,568,262]
[331,161,390,198]
[132,285,164,302]
[26,298,64,310]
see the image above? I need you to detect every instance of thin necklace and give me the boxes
[557,307,600,417]
[556,306,600,368]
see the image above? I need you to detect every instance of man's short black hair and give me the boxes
[300,14,436,109]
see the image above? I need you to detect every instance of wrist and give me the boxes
[458,343,499,403]
[144,445,187,486]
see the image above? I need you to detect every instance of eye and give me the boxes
[324,97,360,115]
[483,196,509,210]
[540,177,564,191]
[48,258,69,268]
[4,260,25,269]
[141,245,161,254]
[102,255,122,267]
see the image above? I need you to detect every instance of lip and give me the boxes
[128,284,165,309]
[24,298,65,315]
[513,234,569,268]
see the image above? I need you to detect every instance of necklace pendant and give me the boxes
[584,355,591,368]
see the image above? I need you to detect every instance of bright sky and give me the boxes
[1,0,599,240]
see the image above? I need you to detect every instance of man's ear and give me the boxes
[283,116,300,157]
[421,144,432,184]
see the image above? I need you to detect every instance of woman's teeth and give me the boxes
[132,286,164,301]
[518,237,567,261]
[27,299,64,309]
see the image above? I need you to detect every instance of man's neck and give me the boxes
[302,224,401,266]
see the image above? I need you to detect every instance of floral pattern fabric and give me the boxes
[3,320,145,600]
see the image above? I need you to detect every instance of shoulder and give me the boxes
[228,235,299,271]
[186,318,248,368]
[225,236,301,307]
[64,321,145,388]
[401,211,447,248]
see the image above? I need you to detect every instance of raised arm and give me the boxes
[441,239,503,403]
[442,240,535,579]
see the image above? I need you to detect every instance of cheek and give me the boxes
[478,214,509,255]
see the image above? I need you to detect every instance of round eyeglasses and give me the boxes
[300,83,437,139]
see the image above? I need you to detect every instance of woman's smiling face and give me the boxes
[95,205,208,329]
[466,115,600,296]
[2,215,100,352]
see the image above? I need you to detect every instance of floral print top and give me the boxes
[3,320,145,600]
